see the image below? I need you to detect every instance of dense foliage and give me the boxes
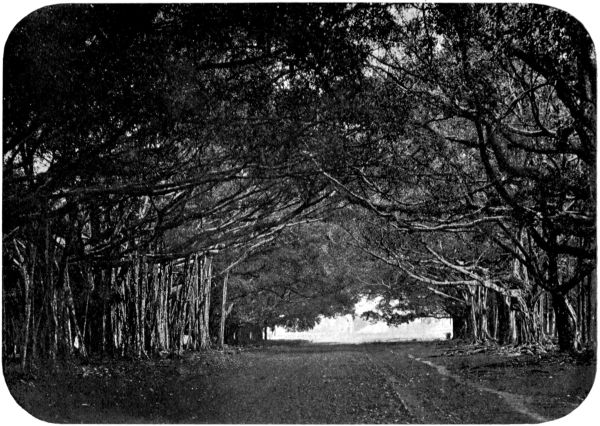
[2,3,595,367]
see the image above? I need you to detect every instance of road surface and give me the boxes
[8,341,589,423]
[182,342,539,423]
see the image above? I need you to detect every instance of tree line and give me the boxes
[2,3,595,369]
[333,4,595,351]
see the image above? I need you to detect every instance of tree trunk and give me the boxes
[219,271,229,349]
[189,254,200,350]
[140,257,148,356]
[44,217,59,362]
[589,273,596,346]
[467,303,478,342]
[20,265,33,370]
[476,287,490,341]
[165,262,173,351]
[496,294,513,345]
[552,292,578,351]
[132,255,142,357]
[452,315,467,340]
[64,263,87,358]
[199,255,213,350]
[15,243,36,370]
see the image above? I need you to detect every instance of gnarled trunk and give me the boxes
[552,292,578,351]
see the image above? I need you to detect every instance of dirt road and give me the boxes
[6,341,593,423]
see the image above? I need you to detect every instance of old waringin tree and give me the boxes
[2,3,393,365]
[314,3,595,351]
[2,3,596,369]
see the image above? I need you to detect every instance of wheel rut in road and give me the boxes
[362,348,462,423]
[194,345,413,423]
[361,345,540,424]
[407,353,549,423]
[361,350,428,423]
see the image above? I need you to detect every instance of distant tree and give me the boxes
[222,221,364,340]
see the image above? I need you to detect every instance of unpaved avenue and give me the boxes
[10,341,585,423]
[174,343,539,423]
